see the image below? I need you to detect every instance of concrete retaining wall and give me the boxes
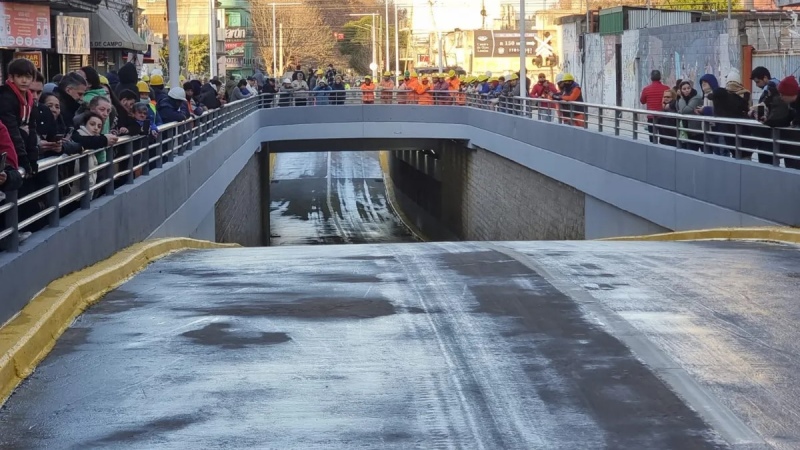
[215,151,268,246]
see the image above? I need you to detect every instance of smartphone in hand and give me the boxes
[757,104,765,120]
[0,152,7,169]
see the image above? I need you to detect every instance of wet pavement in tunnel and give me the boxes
[269,151,414,245]
[3,240,800,449]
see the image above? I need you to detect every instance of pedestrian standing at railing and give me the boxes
[707,70,750,158]
[432,74,449,105]
[530,73,558,122]
[360,76,376,104]
[0,58,38,176]
[696,74,727,156]
[404,72,420,104]
[183,82,206,116]
[746,67,782,165]
[0,121,23,194]
[640,70,670,143]
[137,81,163,126]
[69,112,105,196]
[199,80,223,110]
[312,79,332,105]
[149,74,167,103]
[552,73,584,127]
[330,76,346,105]
[278,78,296,107]
[675,80,703,151]
[415,76,433,105]
[759,76,800,169]
[656,88,678,147]
[157,87,191,124]
[292,72,310,106]
[378,72,394,104]
[36,93,81,159]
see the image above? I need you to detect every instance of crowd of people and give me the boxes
[640,67,800,166]
[2,56,800,243]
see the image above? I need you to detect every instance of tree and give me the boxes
[187,36,210,76]
[250,1,339,76]
[339,16,374,75]
[159,40,186,74]
[656,0,740,11]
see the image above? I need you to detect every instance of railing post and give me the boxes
[598,107,603,132]
[772,127,781,166]
[702,121,711,154]
[79,155,91,210]
[676,120,683,150]
[155,131,164,169]
[632,112,638,140]
[45,166,59,228]
[734,123,742,160]
[166,128,176,163]
[105,146,116,197]
[3,190,19,252]
[614,111,621,136]
[123,140,135,185]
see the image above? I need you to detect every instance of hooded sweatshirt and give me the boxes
[698,74,719,116]
[115,62,140,97]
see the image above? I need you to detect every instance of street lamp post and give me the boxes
[519,0,526,99]
[209,0,217,78]
[167,0,180,87]
[270,3,301,76]
[385,0,390,74]
[350,13,380,79]
[394,3,400,86]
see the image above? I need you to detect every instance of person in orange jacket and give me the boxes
[404,72,419,104]
[553,73,585,127]
[415,76,433,105]
[361,76,376,104]
[378,71,394,104]
[447,70,462,105]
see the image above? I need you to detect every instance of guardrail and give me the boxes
[0,94,263,252]
[2,88,798,253]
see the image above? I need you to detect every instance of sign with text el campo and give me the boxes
[0,3,51,49]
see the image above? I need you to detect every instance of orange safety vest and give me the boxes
[449,78,464,105]
[415,82,433,105]
[379,80,394,103]
[405,79,419,104]
[361,83,376,103]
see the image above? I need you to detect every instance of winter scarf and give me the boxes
[726,80,749,99]
[5,79,33,132]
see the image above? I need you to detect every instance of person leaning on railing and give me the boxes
[0,121,24,195]
[758,76,800,169]
[158,87,191,124]
[0,58,38,177]
[707,70,750,158]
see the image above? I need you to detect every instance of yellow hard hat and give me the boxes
[448,69,456,77]
[316,69,324,75]
[409,71,418,78]
[150,74,164,86]
[510,73,519,81]
[136,81,149,94]
[458,75,465,81]
[467,76,476,83]
[141,74,150,82]
[364,75,371,80]
[179,75,186,82]
[383,71,392,77]
[477,74,489,82]
[489,76,499,82]
[562,73,575,82]
[99,75,109,85]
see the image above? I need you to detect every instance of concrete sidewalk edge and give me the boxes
[601,227,800,244]
[0,238,238,406]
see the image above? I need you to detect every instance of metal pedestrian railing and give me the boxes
[0,95,262,252]
[2,88,799,253]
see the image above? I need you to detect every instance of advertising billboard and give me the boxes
[0,3,51,49]
[473,30,539,58]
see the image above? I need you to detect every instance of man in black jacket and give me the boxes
[114,62,140,97]
[199,80,223,110]
[56,73,88,128]
[0,58,39,176]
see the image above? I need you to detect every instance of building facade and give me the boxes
[221,0,259,79]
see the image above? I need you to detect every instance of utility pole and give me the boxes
[167,0,179,86]
[437,32,443,72]
[272,4,277,76]
[519,0,526,99]
[372,15,377,79]
[209,0,217,78]
[279,23,284,73]
[394,3,400,86]
[385,0,390,73]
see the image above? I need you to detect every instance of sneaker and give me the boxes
[19,231,32,243]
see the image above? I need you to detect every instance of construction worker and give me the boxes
[141,74,150,83]
[448,69,461,105]
[361,75,376,104]
[415,75,433,105]
[404,71,419,104]
[553,73,584,127]
[379,71,394,104]
[137,80,163,126]
[397,71,411,104]
[431,73,448,105]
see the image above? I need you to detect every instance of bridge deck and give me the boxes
[1,241,798,449]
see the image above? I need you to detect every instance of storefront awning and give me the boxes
[77,7,147,52]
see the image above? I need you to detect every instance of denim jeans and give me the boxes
[538,108,553,122]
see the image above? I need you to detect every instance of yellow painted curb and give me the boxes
[379,151,427,242]
[601,227,800,244]
[0,238,238,406]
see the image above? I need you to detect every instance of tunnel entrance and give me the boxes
[268,151,416,246]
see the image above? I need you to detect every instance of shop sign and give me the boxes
[226,56,243,68]
[226,28,247,39]
[13,51,43,70]
[56,16,90,55]
[0,3,51,49]
[473,30,538,58]
[225,41,245,56]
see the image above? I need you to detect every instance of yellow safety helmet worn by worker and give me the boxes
[409,71,418,78]
[99,75,109,85]
[477,74,489,82]
[150,74,165,86]
[179,75,186,83]
[141,74,150,82]
[489,76,499,83]
[510,73,519,81]
[448,69,456,78]
[562,73,575,82]
[136,81,150,94]
[316,69,324,75]
[383,71,392,77]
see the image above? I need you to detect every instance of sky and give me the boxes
[399,0,558,34]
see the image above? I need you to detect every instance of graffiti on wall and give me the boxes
[621,30,639,110]
[559,22,582,82]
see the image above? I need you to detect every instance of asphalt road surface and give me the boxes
[4,240,800,449]
[269,151,413,245]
